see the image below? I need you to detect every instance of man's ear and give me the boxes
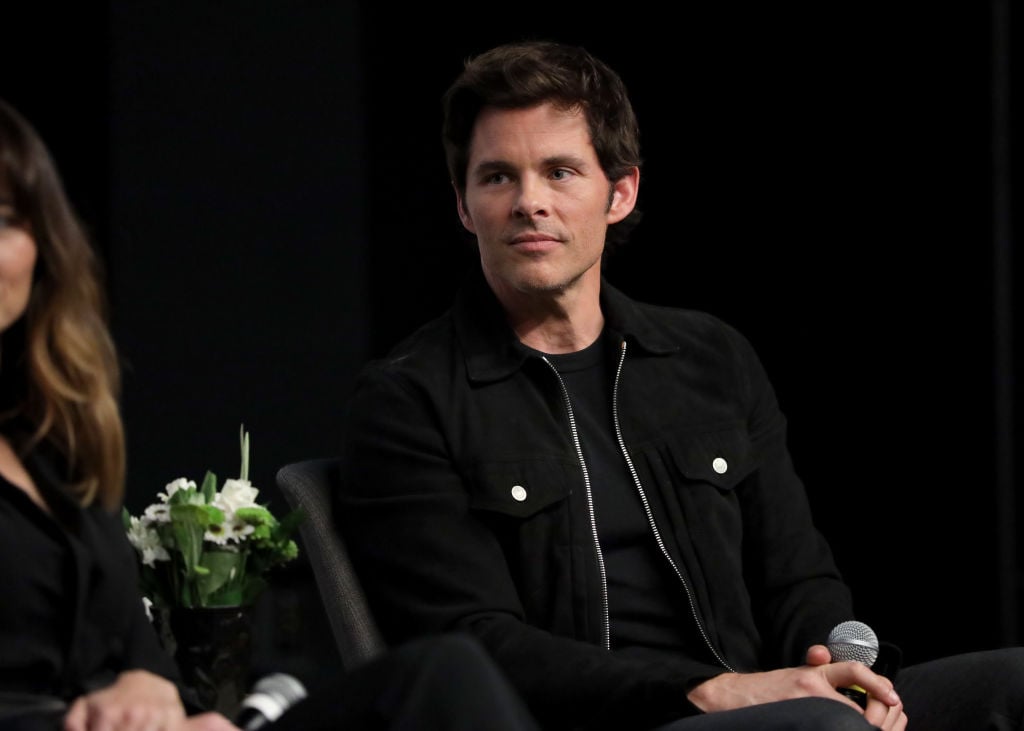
[606,166,640,224]
[454,182,476,233]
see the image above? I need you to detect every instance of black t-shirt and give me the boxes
[543,335,698,656]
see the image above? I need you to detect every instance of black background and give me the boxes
[4,0,1021,687]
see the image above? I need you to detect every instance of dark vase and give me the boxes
[155,605,254,718]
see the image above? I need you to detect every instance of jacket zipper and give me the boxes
[611,340,736,672]
[541,356,612,650]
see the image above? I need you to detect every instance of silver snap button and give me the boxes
[712,457,728,474]
[511,485,527,502]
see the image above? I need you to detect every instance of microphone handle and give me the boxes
[838,684,867,709]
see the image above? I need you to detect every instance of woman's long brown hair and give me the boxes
[0,98,125,510]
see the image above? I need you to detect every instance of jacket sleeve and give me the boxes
[724,322,856,666]
[336,364,713,731]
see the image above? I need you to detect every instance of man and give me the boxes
[336,40,1023,730]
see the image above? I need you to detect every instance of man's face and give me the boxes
[456,103,637,303]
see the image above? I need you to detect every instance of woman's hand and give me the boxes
[182,712,242,731]
[63,669,210,731]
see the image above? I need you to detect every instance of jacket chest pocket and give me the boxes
[663,424,754,491]
[465,458,576,519]
[648,425,756,553]
[464,458,582,624]
[464,458,578,562]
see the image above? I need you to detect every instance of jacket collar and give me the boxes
[454,267,679,384]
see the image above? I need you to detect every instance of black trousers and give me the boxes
[270,633,540,731]
[652,647,1024,731]
[0,634,538,731]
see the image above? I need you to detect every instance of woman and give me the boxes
[0,98,539,731]
[0,97,237,731]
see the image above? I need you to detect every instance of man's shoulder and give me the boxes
[604,285,749,352]
[361,308,459,376]
[631,298,735,330]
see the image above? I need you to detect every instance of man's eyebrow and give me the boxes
[471,159,511,175]
[472,154,590,176]
[542,154,589,169]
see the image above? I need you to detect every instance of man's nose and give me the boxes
[512,176,549,218]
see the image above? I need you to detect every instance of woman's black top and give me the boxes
[0,443,180,710]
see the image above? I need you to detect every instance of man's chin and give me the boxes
[506,272,577,296]
[483,260,599,303]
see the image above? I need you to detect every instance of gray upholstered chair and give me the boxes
[275,458,386,670]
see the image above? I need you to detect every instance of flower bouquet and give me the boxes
[123,426,303,608]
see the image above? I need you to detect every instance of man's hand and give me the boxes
[63,670,241,731]
[811,643,907,731]
[687,645,906,730]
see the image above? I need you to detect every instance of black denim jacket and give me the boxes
[338,271,855,731]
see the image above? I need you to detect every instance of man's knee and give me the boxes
[789,697,876,730]
[405,632,488,665]
[392,631,502,685]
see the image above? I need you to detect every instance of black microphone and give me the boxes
[235,673,308,730]
[826,620,880,709]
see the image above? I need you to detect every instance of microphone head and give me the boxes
[250,673,307,706]
[237,673,308,729]
[827,620,880,667]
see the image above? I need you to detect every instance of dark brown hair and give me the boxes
[0,98,125,510]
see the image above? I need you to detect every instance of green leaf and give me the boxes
[208,585,246,606]
[235,505,273,522]
[241,575,267,606]
[170,503,220,578]
[200,471,218,503]
[276,507,305,541]
[239,425,250,482]
[196,549,245,606]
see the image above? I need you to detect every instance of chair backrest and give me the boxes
[275,458,386,670]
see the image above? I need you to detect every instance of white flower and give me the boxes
[143,503,171,524]
[222,516,256,543]
[204,521,232,546]
[160,478,196,502]
[126,516,170,566]
[214,478,259,515]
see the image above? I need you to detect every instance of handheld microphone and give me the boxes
[235,673,307,730]
[826,620,880,709]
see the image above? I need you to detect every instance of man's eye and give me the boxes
[551,169,572,181]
